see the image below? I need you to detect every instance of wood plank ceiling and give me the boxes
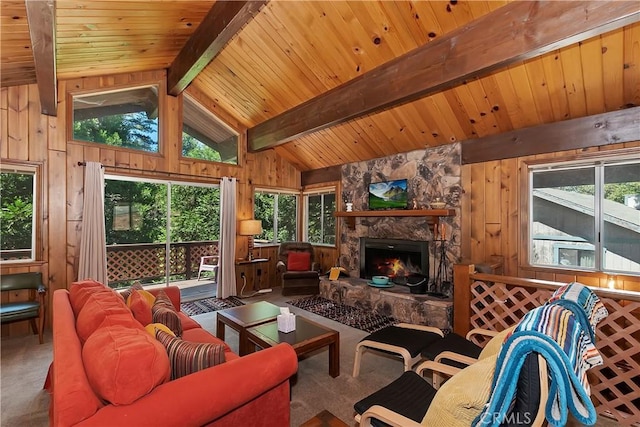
[1,0,36,86]
[2,1,639,171]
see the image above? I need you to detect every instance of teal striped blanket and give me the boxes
[547,281,608,343]
[474,304,604,427]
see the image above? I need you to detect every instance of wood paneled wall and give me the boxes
[0,70,302,337]
[0,84,52,339]
[461,142,640,292]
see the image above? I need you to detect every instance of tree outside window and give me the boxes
[72,86,160,153]
[254,190,298,244]
[305,191,336,245]
[1,167,36,262]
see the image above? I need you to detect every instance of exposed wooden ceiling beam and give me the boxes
[26,0,57,116]
[461,106,640,164]
[248,1,640,152]
[167,0,268,96]
[301,166,342,186]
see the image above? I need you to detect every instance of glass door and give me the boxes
[104,176,219,288]
[170,183,220,282]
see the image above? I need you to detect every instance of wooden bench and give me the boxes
[1,272,47,343]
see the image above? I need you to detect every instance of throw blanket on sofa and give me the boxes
[547,282,608,342]
[474,304,604,427]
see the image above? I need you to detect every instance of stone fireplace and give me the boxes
[360,237,429,280]
[338,144,462,299]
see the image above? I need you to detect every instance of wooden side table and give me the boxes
[235,258,269,294]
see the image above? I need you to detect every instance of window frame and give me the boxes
[0,161,42,264]
[180,92,240,166]
[303,186,337,247]
[68,82,164,156]
[254,187,300,245]
[525,152,640,276]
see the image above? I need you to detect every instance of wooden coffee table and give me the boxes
[216,301,281,355]
[245,315,340,377]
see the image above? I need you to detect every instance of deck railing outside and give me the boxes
[106,240,218,287]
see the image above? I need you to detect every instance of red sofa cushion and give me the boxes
[76,293,142,343]
[69,279,110,316]
[83,325,170,405]
[119,282,144,303]
[287,251,311,271]
[128,289,154,326]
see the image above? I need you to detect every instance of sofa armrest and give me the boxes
[76,343,298,427]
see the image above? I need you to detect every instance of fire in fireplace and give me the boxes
[360,238,429,280]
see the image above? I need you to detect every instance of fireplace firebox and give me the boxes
[360,238,429,281]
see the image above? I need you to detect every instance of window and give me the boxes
[72,85,160,153]
[254,189,299,244]
[529,156,640,275]
[1,164,37,262]
[182,93,238,165]
[304,188,336,245]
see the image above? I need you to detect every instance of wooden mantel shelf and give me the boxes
[335,209,455,230]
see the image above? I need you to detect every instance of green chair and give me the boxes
[1,272,47,343]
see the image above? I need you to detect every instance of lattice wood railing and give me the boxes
[106,241,218,286]
[453,264,640,426]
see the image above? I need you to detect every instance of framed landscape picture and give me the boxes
[368,179,408,210]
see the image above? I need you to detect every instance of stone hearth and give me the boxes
[320,277,452,331]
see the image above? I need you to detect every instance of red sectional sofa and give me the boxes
[47,282,298,426]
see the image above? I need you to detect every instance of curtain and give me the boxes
[78,162,108,285]
[218,177,237,298]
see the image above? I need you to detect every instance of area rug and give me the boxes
[287,296,397,333]
[180,296,244,316]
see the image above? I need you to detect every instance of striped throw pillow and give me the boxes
[155,330,226,380]
[152,290,182,337]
